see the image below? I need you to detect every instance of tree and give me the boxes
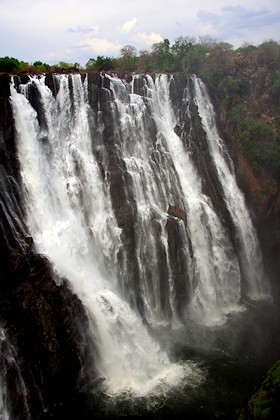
[150,39,176,72]
[33,61,50,71]
[116,45,138,72]
[138,50,152,72]
[120,45,137,58]
[86,58,96,69]
[171,36,196,59]
[0,56,28,73]
[58,61,80,70]
[198,35,217,48]
[257,40,280,70]
[152,39,170,58]
[270,72,280,104]
[88,56,114,71]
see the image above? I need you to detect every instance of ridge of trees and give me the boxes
[1,36,280,177]
[1,36,279,76]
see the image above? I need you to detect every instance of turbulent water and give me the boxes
[0,328,31,420]
[7,72,273,415]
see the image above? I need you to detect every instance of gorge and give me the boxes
[0,72,279,419]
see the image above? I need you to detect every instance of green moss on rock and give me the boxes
[238,361,280,419]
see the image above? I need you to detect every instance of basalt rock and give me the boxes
[168,205,187,221]
[0,73,97,419]
[1,239,96,419]
[208,73,280,305]
[165,216,191,315]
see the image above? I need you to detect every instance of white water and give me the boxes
[0,331,9,420]
[10,75,187,396]
[151,74,243,325]
[9,72,269,396]
[107,74,186,327]
[107,74,243,327]
[191,76,271,299]
[0,328,30,420]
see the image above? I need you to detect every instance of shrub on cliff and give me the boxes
[270,72,280,105]
[238,361,280,419]
[231,105,280,177]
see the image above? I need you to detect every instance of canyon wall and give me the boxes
[0,71,278,418]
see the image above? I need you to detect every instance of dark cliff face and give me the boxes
[207,77,280,305]
[170,78,237,234]
[195,46,280,304]
[0,73,95,419]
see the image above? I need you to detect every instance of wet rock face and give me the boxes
[0,74,95,418]
[170,76,238,251]
[207,74,280,305]
[0,73,19,177]
[1,236,95,418]
[165,216,191,315]
[168,205,187,221]
[88,73,195,319]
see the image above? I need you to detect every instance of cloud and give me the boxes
[197,5,280,41]
[43,51,68,62]
[221,5,280,30]
[118,17,137,33]
[1,0,279,63]
[136,32,163,46]
[74,37,122,56]
[67,25,99,34]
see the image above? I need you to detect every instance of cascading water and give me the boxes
[10,75,188,396]
[106,74,188,326]
[8,72,271,412]
[0,328,31,420]
[152,74,243,325]
[191,75,270,299]
[0,329,9,420]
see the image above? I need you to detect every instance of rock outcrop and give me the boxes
[209,75,280,305]
[0,73,95,419]
[167,205,187,221]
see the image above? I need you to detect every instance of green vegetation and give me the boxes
[238,360,280,419]
[1,38,279,78]
[0,57,51,74]
[270,72,280,105]
[1,37,279,177]
[117,45,138,72]
[0,56,28,73]
[86,56,114,72]
[231,105,280,175]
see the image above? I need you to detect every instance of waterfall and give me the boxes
[152,74,243,325]
[107,74,186,326]
[191,75,270,299]
[0,328,31,420]
[9,72,270,398]
[10,75,186,396]
[0,331,9,420]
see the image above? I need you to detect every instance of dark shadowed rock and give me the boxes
[0,73,97,418]
[168,205,187,221]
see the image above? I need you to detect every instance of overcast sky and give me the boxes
[0,0,279,65]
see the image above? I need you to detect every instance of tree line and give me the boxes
[1,36,279,75]
[1,36,280,177]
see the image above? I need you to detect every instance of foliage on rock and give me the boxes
[238,361,280,419]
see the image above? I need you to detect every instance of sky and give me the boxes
[0,0,279,66]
